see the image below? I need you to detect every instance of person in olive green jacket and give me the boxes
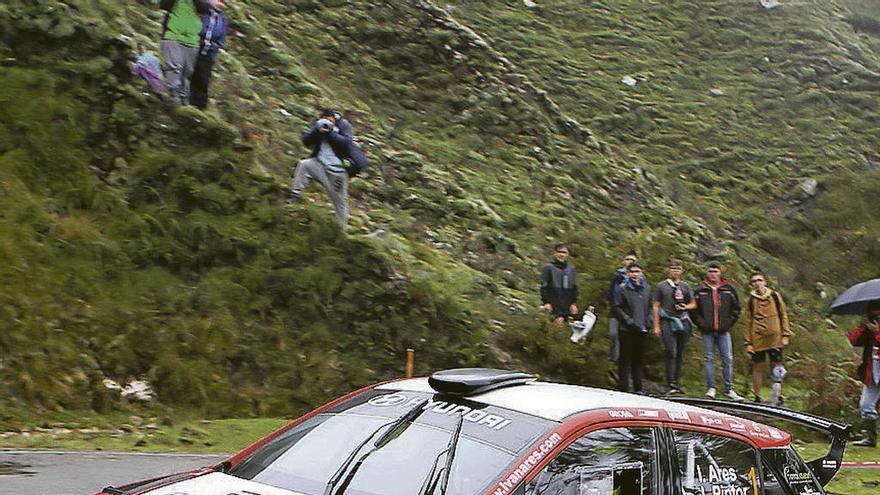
[744,270,792,406]
[158,0,214,105]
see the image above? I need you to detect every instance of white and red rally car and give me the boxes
[98,368,848,495]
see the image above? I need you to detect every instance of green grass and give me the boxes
[0,412,287,454]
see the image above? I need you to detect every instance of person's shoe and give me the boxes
[724,389,744,401]
[705,387,716,398]
[853,420,877,447]
[752,394,763,403]
[667,384,683,395]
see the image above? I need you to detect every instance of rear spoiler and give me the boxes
[665,397,850,486]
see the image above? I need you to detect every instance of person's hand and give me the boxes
[541,303,552,312]
[653,326,661,337]
[211,0,228,11]
[867,320,880,333]
[569,304,578,315]
[745,344,755,354]
[781,336,790,347]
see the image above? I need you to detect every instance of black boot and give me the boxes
[853,419,877,447]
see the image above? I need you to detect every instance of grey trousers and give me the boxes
[291,158,349,225]
[161,39,199,105]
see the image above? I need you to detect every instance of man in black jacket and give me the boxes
[540,243,578,325]
[687,262,744,400]
[291,110,368,226]
[613,262,652,393]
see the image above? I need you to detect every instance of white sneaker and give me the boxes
[725,390,744,401]
[705,387,716,398]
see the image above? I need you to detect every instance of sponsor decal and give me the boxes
[666,409,691,423]
[367,393,512,430]
[637,409,660,418]
[490,432,563,495]
[608,410,635,419]
[700,415,723,426]
[728,420,747,432]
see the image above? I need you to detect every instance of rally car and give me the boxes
[97,368,849,495]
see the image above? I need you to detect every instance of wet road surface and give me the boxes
[0,450,226,495]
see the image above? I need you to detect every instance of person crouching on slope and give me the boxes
[291,109,367,227]
[539,243,578,325]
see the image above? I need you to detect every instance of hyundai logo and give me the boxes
[368,393,410,407]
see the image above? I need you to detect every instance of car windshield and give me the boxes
[761,446,825,495]
[229,391,553,495]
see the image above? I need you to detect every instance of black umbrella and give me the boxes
[830,278,880,315]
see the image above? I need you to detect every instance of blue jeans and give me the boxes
[702,332,733,392]
[860,383,880,421]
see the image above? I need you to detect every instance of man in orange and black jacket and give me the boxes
[688,262,743,401]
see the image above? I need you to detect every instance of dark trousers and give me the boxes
[190,53,215,110]
[618,330,647,392]
[661,321,690,386]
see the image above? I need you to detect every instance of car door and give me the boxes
[523,426,659,495]
[668,428,763,495]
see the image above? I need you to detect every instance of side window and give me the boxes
[672,430,760,495]
[761,447,824,495]
[525,427,656,495]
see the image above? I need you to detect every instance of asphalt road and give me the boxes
[0,450,227,495]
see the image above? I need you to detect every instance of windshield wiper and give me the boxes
[325,398,429,495]
[417,411,465,495]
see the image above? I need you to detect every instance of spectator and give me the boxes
[540,243,578,325]
[744,270,792,405]
[652,259,693,395]
[607,251,642,382]
[688,262,743,401]
[292,109,368,226]
[613,262,652,394]
[190,0,229,110]
[159,0,214,105]
[849,301,880,447]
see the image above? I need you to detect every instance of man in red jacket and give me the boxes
[850,300,880,447]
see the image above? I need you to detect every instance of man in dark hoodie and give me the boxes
[687,262,743,401]
[158,0,216,105]
[607,252,643,382]
[613,262,652,394]
[540,243,578,325]
[291,109,368,227]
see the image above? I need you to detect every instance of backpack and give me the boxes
[344,142,369,177]
[130,51,164,94]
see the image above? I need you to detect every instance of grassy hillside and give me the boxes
[0,0,877,427]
